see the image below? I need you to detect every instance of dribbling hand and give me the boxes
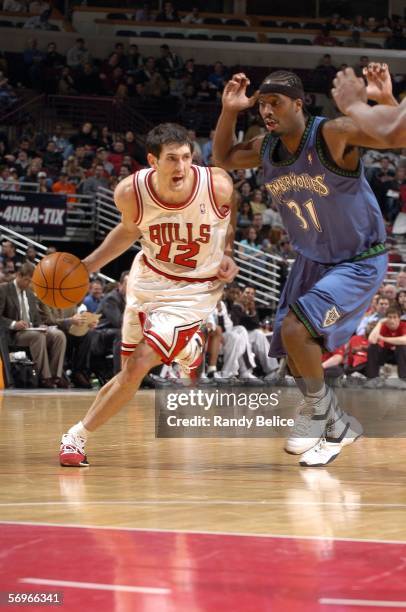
[222,73,259,113]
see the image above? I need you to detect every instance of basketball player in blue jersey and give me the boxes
[331,63,406,148]
[214,70,389,466]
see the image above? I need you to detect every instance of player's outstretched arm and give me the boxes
[83,175,141,274]
[331,67,406,148]
[213,72,262,170]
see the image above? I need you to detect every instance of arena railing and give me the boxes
[0,224,115,284]
[95,186,281,306]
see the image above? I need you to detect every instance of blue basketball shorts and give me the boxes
[269,251,388,357]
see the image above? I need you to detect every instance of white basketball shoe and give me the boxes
[299,414,363,467]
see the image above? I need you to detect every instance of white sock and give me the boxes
[306,383,327,400]
[68,421,90,441]
[207,365,216,374]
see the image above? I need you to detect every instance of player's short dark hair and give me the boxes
[387,306,401,317]
[146,123,193,158]
[260,70,305,99]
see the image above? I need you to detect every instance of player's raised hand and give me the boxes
[217,254,239,282]
[363,62,393,103]
[222,73,258,113]
[332,68,367,115]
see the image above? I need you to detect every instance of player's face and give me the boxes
[258,94,300,136]
[151,143,193,192]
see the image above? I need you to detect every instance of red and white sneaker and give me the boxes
[59,432,89,467]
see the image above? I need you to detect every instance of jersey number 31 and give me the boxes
[287,198,322,232]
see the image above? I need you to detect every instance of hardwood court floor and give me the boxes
[1,387,406,611]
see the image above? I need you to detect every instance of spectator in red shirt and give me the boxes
[313,26,339,47]
[321,345,345,379]
[366,307,406,381]
[108,141,125,175]
[345,323,376,376]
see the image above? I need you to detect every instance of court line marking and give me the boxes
[1,520,406,546]
[1,500,406,508]
[320,598,406,608]
[20,577,170,596]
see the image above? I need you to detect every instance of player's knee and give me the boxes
[281,311,307,345]
[121,342,161,384]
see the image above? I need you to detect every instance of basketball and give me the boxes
[32,252,89,309]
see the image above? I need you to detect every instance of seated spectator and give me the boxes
[230,286,278,379]
[249,189,267,215]
[42,140,63,175]
[346,326,374,377]
[202,129,215,166]
[63,154,86,183]
[313,26,339,47]
[75,62,101,95]
[70,122,95,149]
[366,307,406,383]
[156,1,179,22]
[397,272,406,290]
[66,38,92,72]
[205,299,256,380]
[79,163,109,195]
[262,201,284,232]
[0,72,17,112]
[322,345,346,379]
[58,66,77,95]
[29,0,49,14]
[24,245,37,263]
[382,284,397,301]
[208,61,227,92]
[92,271,128,375]
[37,301,97,388]
[24,7,53,30]
[0,263,66,388]
[182,7,202,24]
[127,44,144,73]
[134,2,154,21]
[135,57,168,97]
[95,147,114,176]
[187,129,202,164]
[357,295,390,335]
[237,201,253,228]
[396,289,406,320]
[383,167,406,223]
[156,44,183,80]
[83,279,104,313]
[343,30,366,48]
[52,171,77,205]
[314,54,337,93]
[38,41,65,94]
[354,55,369,77]
[3,0,27,10]
[385,25,406,51]
[350,15,366,32]
[1,241,23,270]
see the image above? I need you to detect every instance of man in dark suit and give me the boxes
[93,271,129,375]
[0,262,66,388]
[37,302,95,388]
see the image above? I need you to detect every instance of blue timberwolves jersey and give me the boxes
[261,116,386,264]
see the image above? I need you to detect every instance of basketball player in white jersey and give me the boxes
[60,123,237,466]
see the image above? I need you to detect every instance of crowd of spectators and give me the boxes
[0,7,405,388]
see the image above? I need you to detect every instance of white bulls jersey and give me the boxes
[133,165,231,281]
